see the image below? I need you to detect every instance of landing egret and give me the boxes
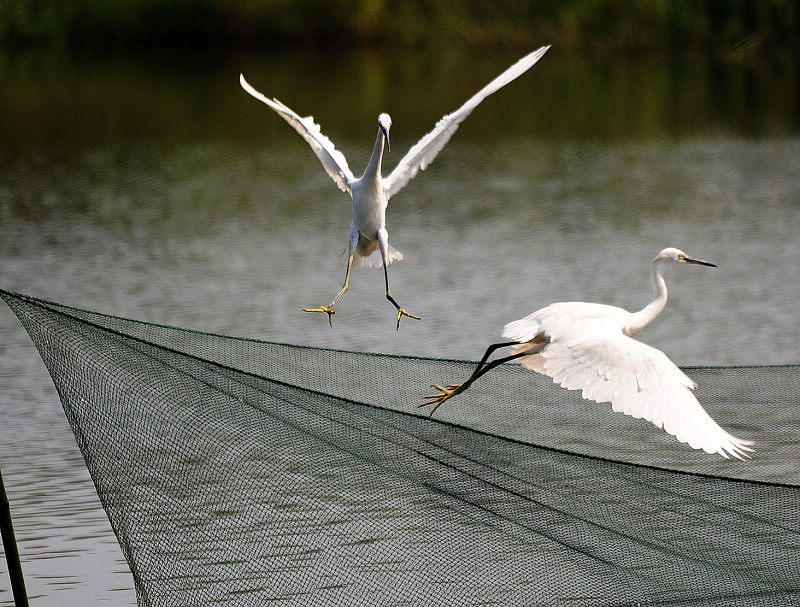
[421,248,754,460]
[240,45,550,329]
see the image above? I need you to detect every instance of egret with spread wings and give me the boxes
[240,46,550,329]
[421,248,754,459]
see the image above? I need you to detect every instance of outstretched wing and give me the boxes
[535,331,753,459]
[240,74,355,194]
[383,45,550,200]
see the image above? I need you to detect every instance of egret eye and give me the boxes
[678,254,685,261]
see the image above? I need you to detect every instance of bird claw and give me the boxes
[303,306,335,327]
[419,383,462,416]
[396,307,421,330]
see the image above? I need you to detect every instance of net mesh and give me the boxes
[2,289,799,606]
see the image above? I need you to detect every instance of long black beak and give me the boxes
[382,126,390,152]
[685,256,716,267]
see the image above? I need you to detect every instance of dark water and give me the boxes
[1,46,799,605]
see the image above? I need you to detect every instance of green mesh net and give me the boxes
[2,288,799,606]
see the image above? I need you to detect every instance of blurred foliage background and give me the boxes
[1,0,797,58]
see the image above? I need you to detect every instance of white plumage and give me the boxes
[423,248,754,460]
[240,45,550,328]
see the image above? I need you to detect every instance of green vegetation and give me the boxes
[1,0,797,57]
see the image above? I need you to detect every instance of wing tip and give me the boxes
[528,44,552,60]
[699,430,754,460]
[240,72,261,99]
[721,437,756,460]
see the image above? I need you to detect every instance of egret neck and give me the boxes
[625,257,669,337]
[362,121,388,183]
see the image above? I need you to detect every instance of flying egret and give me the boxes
[240,45,550,329]
[421,248,754,460]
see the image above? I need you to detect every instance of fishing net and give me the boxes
[1,288,799,606]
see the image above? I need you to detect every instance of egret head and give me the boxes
[655,247,716,267]
[378,113,392,152]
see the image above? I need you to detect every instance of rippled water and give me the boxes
[1,46,799,605]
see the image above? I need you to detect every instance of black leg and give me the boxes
[459,347,528,393]
[421,342,527,416]
[381,246,420,330]
[469,341,519,380]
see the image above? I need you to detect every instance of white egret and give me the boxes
[421,248,754,460]
[240,45,550,329]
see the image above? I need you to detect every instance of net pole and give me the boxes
[0,468,29,607]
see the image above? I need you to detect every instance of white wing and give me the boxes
[383,45,550,200]
[503,309,754,459]
[240,74,355,194]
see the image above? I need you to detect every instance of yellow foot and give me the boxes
[395,307,421,331]
[303,306,335,327]
[419,383,462,416]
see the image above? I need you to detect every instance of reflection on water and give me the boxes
[1,46,799,605]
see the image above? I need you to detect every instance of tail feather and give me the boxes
[353,245,404,270]
[503,314,542,343]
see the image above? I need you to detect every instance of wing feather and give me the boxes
[240,74,355,194]
[538,335,753,459]
[383,46,550,200]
